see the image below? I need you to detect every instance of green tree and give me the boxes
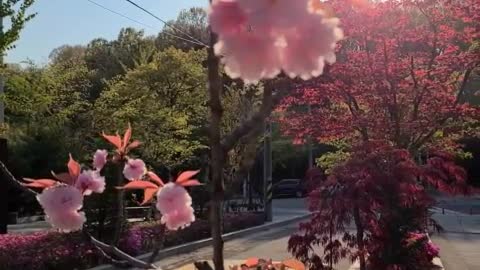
[0,0,36,55]
[85,28,156,99]
[156,7,208,50]
[93,47,208,169]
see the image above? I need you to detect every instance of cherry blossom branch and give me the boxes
[0,160,159,270]
[148,224,166,263]
[88,232,159,269]
[0,160,37,196]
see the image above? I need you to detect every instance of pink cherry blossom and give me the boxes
[45,210,86,232]
[36,185,86,231]
[160,205,195,230]
[155,183,192,214]
[239,0,311,29]
[75,170,106,195]
[209,0,247,35]
[37,185,83,214]
[281,16,342,80]
[214,32,281,83]
[209,0,343,83]
[123,158,146,180]
[93,149,108,170]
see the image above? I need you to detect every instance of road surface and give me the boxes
[154,220,352,270]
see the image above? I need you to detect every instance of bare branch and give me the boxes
[221,79,289,152]
[455,67,473,103]
[148,225,166,263]
[88,232,159,269]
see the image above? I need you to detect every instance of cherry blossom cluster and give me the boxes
[25,125,201,233]
[209,0,344,83]
[32,152,107,232]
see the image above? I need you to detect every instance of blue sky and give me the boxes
[5,0,206,65]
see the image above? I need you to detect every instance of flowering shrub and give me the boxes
[0,212,264,270]
[0,231,97,270]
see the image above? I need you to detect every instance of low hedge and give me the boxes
[0,212,264,270]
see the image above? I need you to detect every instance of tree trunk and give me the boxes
[353,205,366,270]
[207,27,225,270]
[112,161,126,245]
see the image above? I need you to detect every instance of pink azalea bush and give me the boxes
[209,0,343,83]
[0,213,264,269]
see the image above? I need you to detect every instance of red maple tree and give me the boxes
[282,0,479,269]
[279,0,480,155]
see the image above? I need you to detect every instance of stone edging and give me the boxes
[90,213,312,270]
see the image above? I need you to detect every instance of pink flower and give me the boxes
[214,32,280,83]
[36,185,85,231]
[209,0,247,35]
[281,16,342,80]
[209,0,343,83]
[239,0,312,29]
[93,149,108,170]
[45,210,86,233]
[155,183,192,214]
[75,170,106,195]
[160,205,195,230]
[123,159,146,180]
[37,185,83,214]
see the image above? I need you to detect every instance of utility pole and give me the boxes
[0,0,8,234]
[263,121,272,222]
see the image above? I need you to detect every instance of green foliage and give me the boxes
[317,150,350,174]
[316,140,351,174]
[0,0,36,55]
[2,59,93,176]
[93,48,208,168]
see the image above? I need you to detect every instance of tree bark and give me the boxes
[207,27,225,270]
[112,160,126,245]
[353,205,366,270]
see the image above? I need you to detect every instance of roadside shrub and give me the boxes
[0,212,264,270]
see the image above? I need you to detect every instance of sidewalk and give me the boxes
[431,207,480,270]
[7,220,51,234]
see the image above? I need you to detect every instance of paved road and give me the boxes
[155,221,351,270]
[431,195,480,270]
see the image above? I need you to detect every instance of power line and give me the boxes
[86,0,207,47]
[86,0,154,30]
[124,0,209,47]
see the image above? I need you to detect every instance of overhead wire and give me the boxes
[124,0,209,47]
[86,0,208,48]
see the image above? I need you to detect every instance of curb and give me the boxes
[90,213,311,270]
[348,258,444,270]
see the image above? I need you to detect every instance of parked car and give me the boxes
[272,179,306,198]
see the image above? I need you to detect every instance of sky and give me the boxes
[5,0,206,65]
